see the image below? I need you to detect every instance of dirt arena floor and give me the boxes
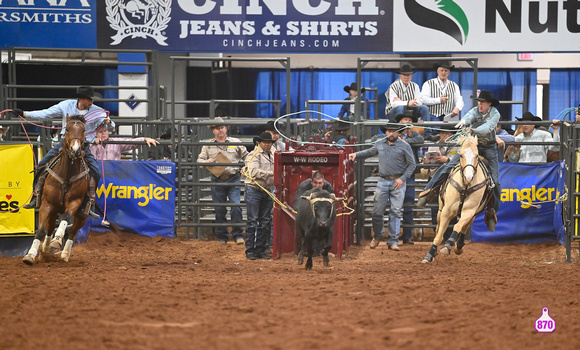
[1,231,579,350]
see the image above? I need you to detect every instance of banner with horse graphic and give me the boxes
[471,161,565,244]
[77,161,176,243]
[0,144,34,235]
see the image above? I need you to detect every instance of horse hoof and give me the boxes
[421,253,434,263]
[22,254,35,265]
[421,259,429,264]
[440,245,451,255]
[49,239,62,251]
[454,247,464,255]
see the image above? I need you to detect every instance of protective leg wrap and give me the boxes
[446,231,459,247]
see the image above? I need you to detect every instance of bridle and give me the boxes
[64,119,85,160]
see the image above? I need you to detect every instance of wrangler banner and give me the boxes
[0,144,34,235]
[77,160,176,243]
[471,161,565,244]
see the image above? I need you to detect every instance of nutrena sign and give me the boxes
[0,1,579,52]
[394,0,580,52]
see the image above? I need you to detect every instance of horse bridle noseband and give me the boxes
[65,120,85,160]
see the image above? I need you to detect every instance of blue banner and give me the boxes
[0,0,97,50]
[77,161,176,242]
[471,161,565,244]
[96,0,392,52]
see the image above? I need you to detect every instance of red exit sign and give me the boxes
[518,53,534,61]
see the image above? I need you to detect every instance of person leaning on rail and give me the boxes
[90,126,159,161]
[338,82,370,121]
[4,86,114,218]
[505,112,560,164]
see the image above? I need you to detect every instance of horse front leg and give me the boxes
[441,207,478,256]
[61,213,87,262]
[422,201,458,264]
[23,205,58,265]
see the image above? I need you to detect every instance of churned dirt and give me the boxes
[1,231,579,350]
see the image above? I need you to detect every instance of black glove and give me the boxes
[12,108,23,117]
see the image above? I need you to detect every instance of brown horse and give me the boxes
[421,135,493,263]
[23,115,91,265]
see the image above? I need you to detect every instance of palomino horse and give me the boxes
[422,134,493,263]
[23,115,91,265]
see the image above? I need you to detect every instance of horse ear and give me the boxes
[66,114,71,123]
[474,135,478,143]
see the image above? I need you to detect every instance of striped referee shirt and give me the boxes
[385,79,422,114]
[25,99,113,143]
[421,78,464,117]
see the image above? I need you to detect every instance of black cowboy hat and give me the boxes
[380,120,402,133]
[433,62,455,70]
[395,64,417,75]
[160,127,177,139]
[253,132,274,145]
[260,120,285,133]
[476,90,500,107]
[76,86,100,100]
[516,112,543,128]
[343,82,366,93]
[332,117,351,131]
[394,109,418,123]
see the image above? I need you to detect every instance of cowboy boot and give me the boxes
[85,177,100,219]
[23,172,47,209]
[484,208,497,232]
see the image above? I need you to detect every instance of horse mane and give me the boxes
[459,134,478,147]
[68,115,86,124]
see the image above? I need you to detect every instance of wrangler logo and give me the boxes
[97,183,173,207]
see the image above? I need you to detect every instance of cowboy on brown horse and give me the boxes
[14,86,114,218]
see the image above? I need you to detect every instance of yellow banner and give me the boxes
[0,144,35,235]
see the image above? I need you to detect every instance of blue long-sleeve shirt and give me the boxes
[26,99,114,143]
[355,137,416,181]
[460,106,500,144]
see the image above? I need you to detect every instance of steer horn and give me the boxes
[330,194,337,202]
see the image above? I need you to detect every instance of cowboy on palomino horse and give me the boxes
[416,90,501,232]
[10,86,114,218]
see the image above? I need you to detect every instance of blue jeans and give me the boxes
[372,178,406,246]
[35,142,100,185]
[245,186,273,255]
[424,144,500,212]
[210,174,243,241]
[402,175,415,242]
[386,105,430,122]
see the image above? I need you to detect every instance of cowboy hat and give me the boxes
[343,82,366,93]
[0,125,8,132]
[207,116,226,130]
[516,112,543,128]
[332,117,351,131]
[76,86,100,100]
[395,64,417,75]
[433,62,455,70]
[260,120,285,133]
[253,132,274,145]
[476,90,500,107]
[380,120,402,133]
[394,109,418,123]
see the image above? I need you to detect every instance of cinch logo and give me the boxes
[404,0,469,45]
[96,183,173,207]
[500,186,559,204]
[106,0,171,46]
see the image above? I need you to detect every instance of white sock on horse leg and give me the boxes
[41,235,51,253]
[61,239,74,261]
[54,220,68,240]
[27,239,41,257]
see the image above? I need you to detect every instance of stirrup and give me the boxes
[86,200,100,219]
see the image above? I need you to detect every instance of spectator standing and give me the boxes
[261,120,289,151]
[417,90,501,232]
[421,63,464,139]
[11,86,113,218]
[91,127,159,161]
[330,117,352,144]
[392,112,424,245]
[338,82,370,120]
[506,112,560,163]
[0,125,7,141]
[348,120,416,251]
[244,132,275,260]
[197,117,248,245]
[385,64,430,123]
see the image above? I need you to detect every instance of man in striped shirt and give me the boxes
[13,86,114,218]
[421,63,464,131]
[385,64,430,123]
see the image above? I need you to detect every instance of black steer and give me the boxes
[294,187,337,270]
